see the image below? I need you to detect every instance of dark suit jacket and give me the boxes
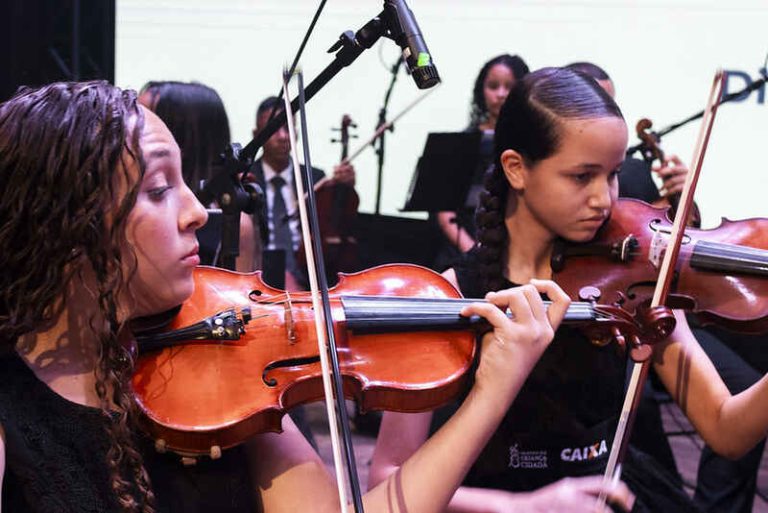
[618,157,661,203]
[248,158,326,287]
[247,158,325,201]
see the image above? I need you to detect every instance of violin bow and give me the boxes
[344,85,439,164]
[596,70,725,508]
[282,72,365,513]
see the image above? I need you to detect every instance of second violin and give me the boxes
[553,198,768,333]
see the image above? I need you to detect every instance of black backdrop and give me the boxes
[0,0,115,102]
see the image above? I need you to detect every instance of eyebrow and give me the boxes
[567,163,604,171]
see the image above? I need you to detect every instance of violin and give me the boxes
[131,263,673,458]
[552,198,768,334]
[296,115,360,280]
[635,118,701,227]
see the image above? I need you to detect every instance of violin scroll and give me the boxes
[579,303,675,363]
[635,118,664,164]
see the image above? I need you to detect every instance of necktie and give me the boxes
[270,174,295,272]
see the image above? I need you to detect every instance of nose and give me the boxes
[179,184,208,232]
[588,179,615,212]
[276,124,290,141]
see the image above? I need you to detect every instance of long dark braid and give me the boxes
[475,67,623,292]
[0,81,155,512]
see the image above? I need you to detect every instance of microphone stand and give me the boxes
[206,2,439,269]
[239,17,387,173]
[627,69,768,156]
[201,15,389,271]
[198,144,264,271]
[374,57,402,215]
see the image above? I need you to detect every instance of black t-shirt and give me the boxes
[431,250,627,491]
[0,349,257,513]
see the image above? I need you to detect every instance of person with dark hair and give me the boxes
[433,54,530,272]
[139,80,259,273]
[563,61,689,209]
[247,96,355,291]
[564,62,615,98]
[568,61,766,513]
[140,81,231,192]
[0,80,594,513]
[370,67,768,512]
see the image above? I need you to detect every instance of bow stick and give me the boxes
[344,86,438,164]
[282,72,365,513]
[596,70,726,508]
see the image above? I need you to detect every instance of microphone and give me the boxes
[381,0,440,89]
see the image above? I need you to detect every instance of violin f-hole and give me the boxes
[262,355,322,387]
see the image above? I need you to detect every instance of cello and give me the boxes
[296,115,360,280]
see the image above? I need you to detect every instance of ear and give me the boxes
[500,149,527,190]
[252,127,259,139]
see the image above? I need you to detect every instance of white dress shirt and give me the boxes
[262,160,301,251]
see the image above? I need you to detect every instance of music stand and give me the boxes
[402,131,482,212]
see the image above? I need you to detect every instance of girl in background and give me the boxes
[433,54,529,271]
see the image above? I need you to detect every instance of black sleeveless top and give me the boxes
[0,349,257,513]
[439,251,627,492]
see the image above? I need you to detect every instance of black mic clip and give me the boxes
[327,17,384,65]
[380,0,440,89]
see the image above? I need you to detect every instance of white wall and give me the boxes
[116,0,768,226]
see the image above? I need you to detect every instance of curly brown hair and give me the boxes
[0,81,155,512]
[475,67,623,292]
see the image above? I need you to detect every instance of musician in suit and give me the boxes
[248,96,355,291]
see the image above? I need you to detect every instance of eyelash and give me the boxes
[147,185,172,200]
[573,173,592,183]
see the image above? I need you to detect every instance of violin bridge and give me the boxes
[649,231,666,269]
[284,292,297,343]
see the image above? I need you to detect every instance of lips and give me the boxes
[181,245,200,265]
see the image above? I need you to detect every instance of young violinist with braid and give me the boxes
[370,67,768,512]
[566,60,767,513]
[0,81,636,513]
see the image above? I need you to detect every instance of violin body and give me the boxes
[131,260,672,457]
[553,198,768,333]
[131,264,474,456]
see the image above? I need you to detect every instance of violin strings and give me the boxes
[248,294,609,325]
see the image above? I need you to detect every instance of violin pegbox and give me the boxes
[586,304,676,363]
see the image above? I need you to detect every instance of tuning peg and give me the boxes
[629,335,652,362]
